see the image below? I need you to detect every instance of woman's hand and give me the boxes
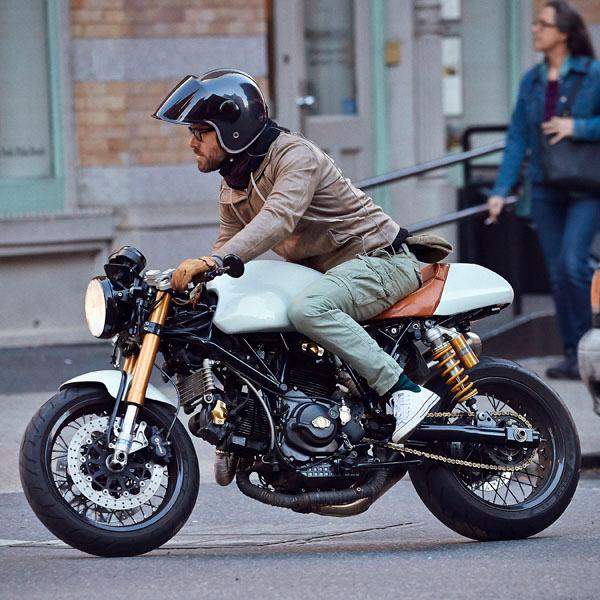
[541,117,574,144]
[171,256,216,290]
[486,195,505,224]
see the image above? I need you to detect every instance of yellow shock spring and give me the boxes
[431,342,478,404]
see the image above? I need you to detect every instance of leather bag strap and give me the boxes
[561,74,586,117]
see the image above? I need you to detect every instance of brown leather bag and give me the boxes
[405,234,453,263]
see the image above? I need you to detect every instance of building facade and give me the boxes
[1,0,599,346]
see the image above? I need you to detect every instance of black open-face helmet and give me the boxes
[152,69,268,154]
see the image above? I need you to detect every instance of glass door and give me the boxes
[272,0,372,179]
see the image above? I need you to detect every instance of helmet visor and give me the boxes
[151,76,220,125]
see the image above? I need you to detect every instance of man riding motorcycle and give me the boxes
[152,68,452,443]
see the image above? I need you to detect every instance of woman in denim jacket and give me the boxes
[488,1,600,379]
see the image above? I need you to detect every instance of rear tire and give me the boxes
[20,386,199,556]
[410,357,580,540]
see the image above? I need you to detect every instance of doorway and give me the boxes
[271,0,373,179]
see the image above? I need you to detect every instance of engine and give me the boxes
[184,339,365,465]
[275,340,364,463]
[279,389,364,464]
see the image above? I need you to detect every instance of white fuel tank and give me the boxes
[207,260,322,334]
[207,260,514,334]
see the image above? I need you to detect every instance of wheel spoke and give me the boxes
[502,478,522,504]
[46,404,180,530]
[450,382,558,509]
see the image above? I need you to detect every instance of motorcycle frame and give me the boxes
[106,284,534,470]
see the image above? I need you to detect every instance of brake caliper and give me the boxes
[148,426,172,463]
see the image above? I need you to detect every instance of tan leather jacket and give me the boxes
[212,132,402,273]
[212,133,453,269]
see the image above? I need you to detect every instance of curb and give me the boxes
[582,453,600,471]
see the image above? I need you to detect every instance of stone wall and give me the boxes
[70,0,268,189]
[70,0,266,39]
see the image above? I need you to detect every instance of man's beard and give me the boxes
[196,153,224,173]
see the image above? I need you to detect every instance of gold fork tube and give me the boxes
[126,291,171,406]
[122,354,137,374]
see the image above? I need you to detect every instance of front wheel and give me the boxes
[410,357,580,540]
[19,386,199,556]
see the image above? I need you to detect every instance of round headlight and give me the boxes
[84,277,118,338]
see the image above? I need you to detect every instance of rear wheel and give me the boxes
[20,386,199,556]
[409,357,580,540]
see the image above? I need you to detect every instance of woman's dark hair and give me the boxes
[545,1,596,58]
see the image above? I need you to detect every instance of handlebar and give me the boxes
[144,254,245,292]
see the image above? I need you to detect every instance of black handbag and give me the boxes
[540,74,600,193]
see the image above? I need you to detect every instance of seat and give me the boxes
[370,263,450,321]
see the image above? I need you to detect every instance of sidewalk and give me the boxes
[518,357,600,461]
[1,355,598,494]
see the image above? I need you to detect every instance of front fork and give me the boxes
[109,291,171,470]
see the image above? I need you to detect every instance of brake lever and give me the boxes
[203,266,229,282]
[184,267,228,305]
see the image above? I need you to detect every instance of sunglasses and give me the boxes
[532,19,558,29]
[188,126,214,141]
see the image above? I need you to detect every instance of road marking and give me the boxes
[0,522,423,551]
[162,521,424,550]
[0,539,66,548]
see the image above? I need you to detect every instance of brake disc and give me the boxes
[67,417,164,511]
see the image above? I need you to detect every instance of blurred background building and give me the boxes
[1,0,599,346]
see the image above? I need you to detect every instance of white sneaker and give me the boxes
[387,387,440,443]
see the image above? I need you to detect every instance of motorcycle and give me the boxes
[19,246,581,556]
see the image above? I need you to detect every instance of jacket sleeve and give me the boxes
[491,75,530,198]
[213,143,320,263]
[572,62,600,141]
[212,199,244,255]
[573,115,600,140]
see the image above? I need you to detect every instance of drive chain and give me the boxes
[386,411,537,472]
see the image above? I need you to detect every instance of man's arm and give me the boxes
[214,142,320,263]
[212,201,245,256]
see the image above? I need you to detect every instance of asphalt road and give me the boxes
[2,345,600,599]
[1,476,599,600]
[0,342,116,394]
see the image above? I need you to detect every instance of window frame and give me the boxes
[0,1,64,217]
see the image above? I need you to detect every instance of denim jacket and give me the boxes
[492,55,600,198]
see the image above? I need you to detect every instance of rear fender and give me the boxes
[60,370,177,409]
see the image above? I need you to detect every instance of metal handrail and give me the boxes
[355,140,505,191]
[408,197,517,233]
[353,139,508,233]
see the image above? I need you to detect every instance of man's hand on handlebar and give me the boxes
[171,256,216,290]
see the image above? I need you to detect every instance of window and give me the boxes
[304,0,357,115]
[0,0,63,216]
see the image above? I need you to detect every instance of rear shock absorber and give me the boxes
[424,326,479,404]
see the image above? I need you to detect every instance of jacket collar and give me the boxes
[536,54,591,82]
[220,135,283,195]
[249,133,285,183]
[567,54,592,73]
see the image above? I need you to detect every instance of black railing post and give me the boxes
[460,125,507,185]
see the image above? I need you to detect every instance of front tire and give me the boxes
[410,357,580,540]
[19,386,199,556]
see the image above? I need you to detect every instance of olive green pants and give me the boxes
[287,247,422,395]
